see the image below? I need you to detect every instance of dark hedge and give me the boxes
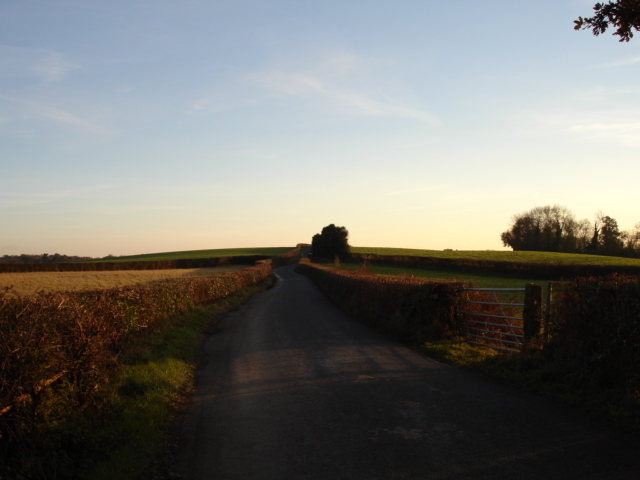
[296,260,465,344]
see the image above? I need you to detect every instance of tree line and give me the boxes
[501,205,640,258]
[0,253,94,264]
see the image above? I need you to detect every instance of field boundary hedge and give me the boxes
[295,260,465,343]
[350,253,640,279]
[0,255,271,273]
[0,260,272,465]
[301,259,640,404]
[546,274,640,394]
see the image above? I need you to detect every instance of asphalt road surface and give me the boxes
[175,264,640,480]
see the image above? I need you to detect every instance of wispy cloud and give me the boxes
[571,122,640,146]
[0,44,79,82]
[94,205,189,215]
[0,185,122,208]
[244,67,441,125]
[0,94,111,136]
[386,185,452,196]
[191,53,441,125]
[33,52,79,83]
[597,56,640,69]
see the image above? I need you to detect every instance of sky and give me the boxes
[1,0,639,257]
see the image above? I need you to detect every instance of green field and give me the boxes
[336,262,544,290]
[96,247,293,262]
[352,247,640,266]
[329,263,545,305]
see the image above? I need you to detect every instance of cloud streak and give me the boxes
[191,53,441,125]
[386,185,452,196]
[244,68,441,125]
[571,122,640,146]
[0,185,122,209]
[33,52,79,83]
[0,94,112,136]
[0,44,78,82]
[597,56,640,69]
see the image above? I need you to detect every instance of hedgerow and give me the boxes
[299,259,640,406]
[0,260,271,474]
[295,260,465,343]
[546,274,640,394]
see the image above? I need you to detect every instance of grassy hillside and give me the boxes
[352,247,640,266]
[96,247,292,262]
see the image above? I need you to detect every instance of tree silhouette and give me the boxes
[311,224,351,261]
[500,205,583,253]
[575,1,640,41]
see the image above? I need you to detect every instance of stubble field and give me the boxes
[0,266,246,296]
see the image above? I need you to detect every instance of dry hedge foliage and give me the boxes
[0,261,272,451]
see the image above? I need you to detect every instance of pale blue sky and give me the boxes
[1,0,639,257]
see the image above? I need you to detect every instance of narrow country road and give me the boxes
[175,264,640,480]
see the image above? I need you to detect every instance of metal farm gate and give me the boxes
[458,285,543,353]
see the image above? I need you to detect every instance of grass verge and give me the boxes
[419,339,640,435]
[60,276,274,480]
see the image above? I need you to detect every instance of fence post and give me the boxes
[523,283,542,347]
[543,281,553,345]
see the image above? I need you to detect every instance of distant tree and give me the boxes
[503,207,637,258]
[623,222,640,256]
[599,215,625,255]
[501,205,584,253]
[586,221,601,255]
[575,1,640,41]
[575,218,593,252]
[311,224,351,261]
[0,253,93,264]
